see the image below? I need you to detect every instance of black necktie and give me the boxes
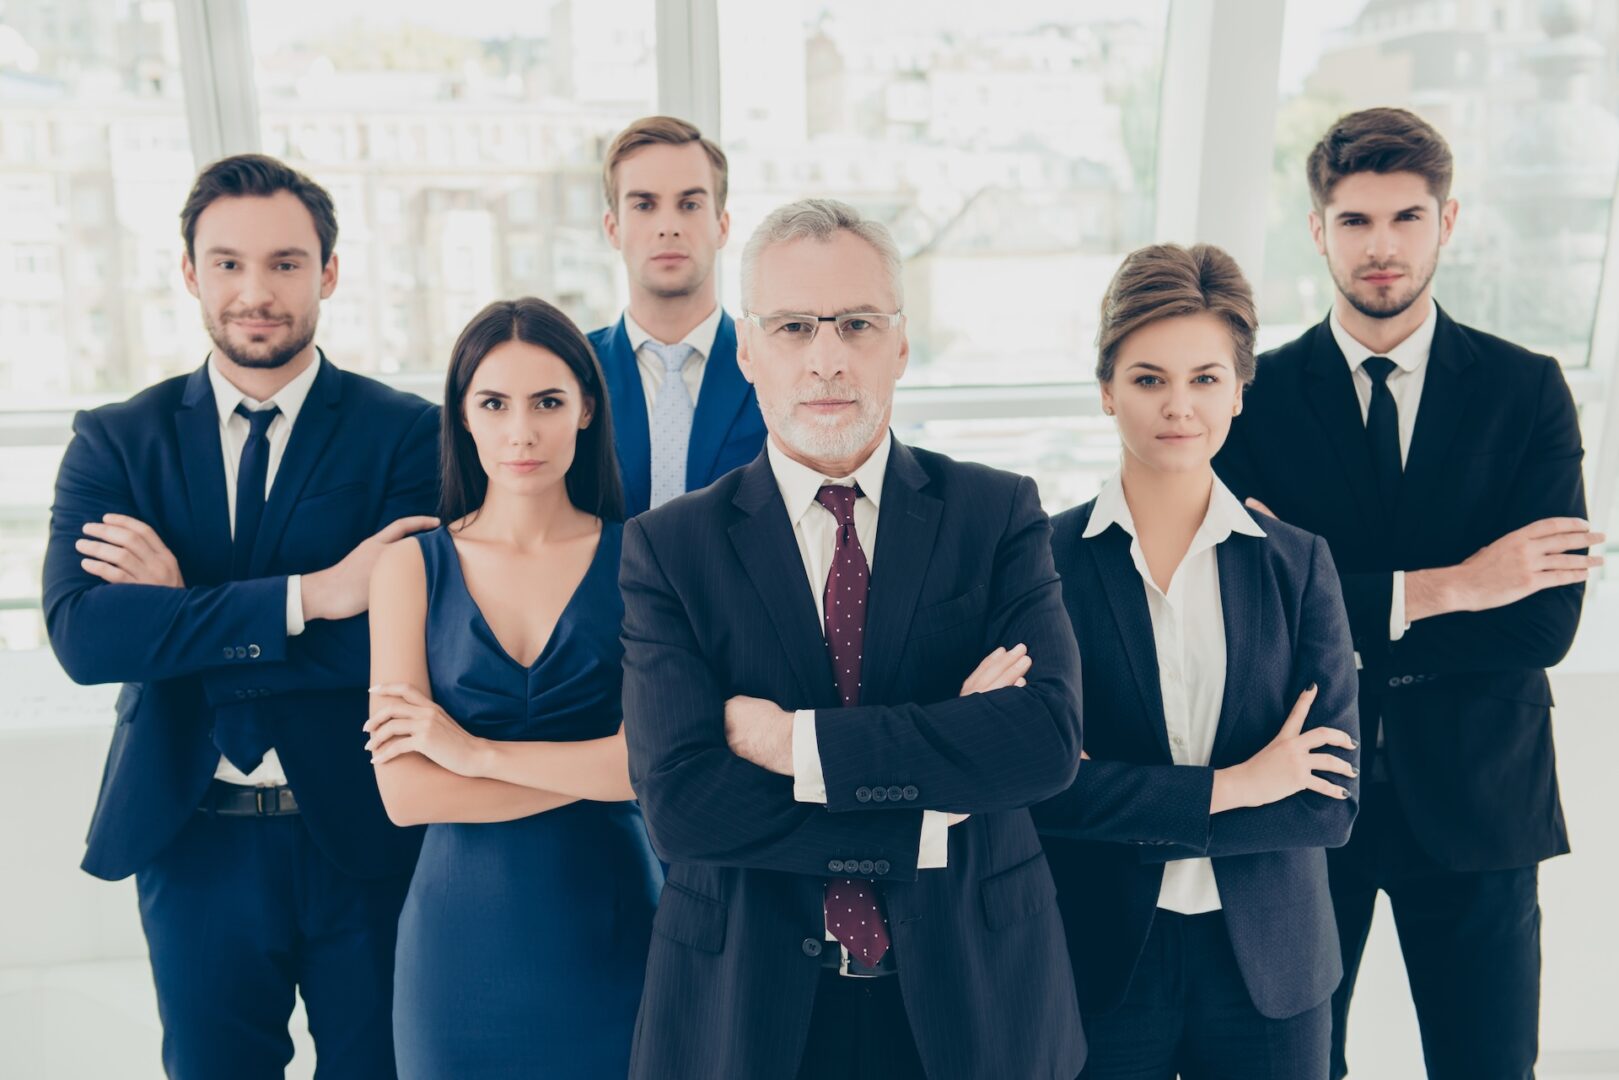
[1363,357,1402,514]
[232,404,280,578]
[216,403,280,774]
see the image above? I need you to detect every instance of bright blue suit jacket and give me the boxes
[588,312,766,516]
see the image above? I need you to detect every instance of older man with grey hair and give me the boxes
[619,197,1088,1080]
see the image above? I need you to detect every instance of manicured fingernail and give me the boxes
[1309,682,1318,693]
[1338,788,1349,798]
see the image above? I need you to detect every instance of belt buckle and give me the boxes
[255,787,280,816]
[837,946,877,979]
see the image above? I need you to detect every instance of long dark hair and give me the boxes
[440,297,623,525]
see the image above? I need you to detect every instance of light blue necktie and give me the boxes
[646,340,697,509]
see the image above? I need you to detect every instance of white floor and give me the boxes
[2,656,1617,1079]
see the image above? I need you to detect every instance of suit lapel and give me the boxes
[1302,319,1386,529]
[248,356,341,575]
[687,312,751,490]
[174,364,232,585]
[600,318,652,515]
[861,441,943,705]
[1086,526,1173,761]
[1209,534,1261,767]
[728,455,838,708]
[1392,306,1477,543]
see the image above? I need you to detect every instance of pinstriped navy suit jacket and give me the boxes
[1035,499,1361,1021]
[620,440,1086,1080]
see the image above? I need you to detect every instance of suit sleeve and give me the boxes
[1380,359,1587,678]
[621,516,927,880]
[1144,535,1361,861]
[198,403,441,703]
[811,475,1084,814]
[43,409,292,685]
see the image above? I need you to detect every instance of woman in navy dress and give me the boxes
[365,297,660,1078]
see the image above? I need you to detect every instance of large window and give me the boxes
[0,0,200,649]
[248,0,657,376]
[716,1,1169,388]
[1260,0,1619,363]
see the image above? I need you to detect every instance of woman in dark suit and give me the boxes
[1037,244,1361,1080]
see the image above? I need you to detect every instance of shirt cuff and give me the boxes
[1389,570,1409,643]
[286,575,306,637]
[792,709,827,804]
[918,811,949,869]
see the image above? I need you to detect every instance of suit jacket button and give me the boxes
[1400,675,1414,685]
[858,859,875,874]
[223,647,234,660]
[886,785,903,802]
[874,860,890,875]
[902,785,918,801]
[234,646,247,659]
[871,787,888,803]
[802,938,823,957]
[855,787,873,803]
[234,689,247,700]
[248,644,261,659]
[1388,677,1401,688]
[828,859,845,873]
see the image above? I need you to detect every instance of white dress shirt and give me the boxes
[764,433,951,878]
[1084,471,1267,914]
[623,304,722,409]
[1329,298,1438,643]
[206,355,317,786]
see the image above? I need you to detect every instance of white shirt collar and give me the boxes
[1082,470,1266,546]
[1330,297,1437,376]
[623,304,724,361]
[766,430,892,528]
[208,351,321,429]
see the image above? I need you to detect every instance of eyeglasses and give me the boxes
[740,311,904,349]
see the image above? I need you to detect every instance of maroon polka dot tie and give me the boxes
[816,483,891,967]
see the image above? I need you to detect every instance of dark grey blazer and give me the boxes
[1036,499,1360,1020]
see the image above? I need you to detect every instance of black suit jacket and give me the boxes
[1035,501,1360,1020]
[620,440,1086,1080]
[43,357,438,881]
[1214,307,1584,871]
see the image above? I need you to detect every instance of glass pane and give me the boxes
[1261,0,1619,365]
[248,0,657,376]
[716,1,1170,386]
[0,0,196,648]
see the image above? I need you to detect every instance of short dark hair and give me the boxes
[180,153,339,265]
[602,115,729,213]
[1306,107,1454,211]
[440,298,624,526]
[1096,243,1258,385]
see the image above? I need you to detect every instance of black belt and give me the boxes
[199,780,299,817]
[820,941,898,978]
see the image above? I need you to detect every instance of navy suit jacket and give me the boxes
[620,441,1086,1080]
[1034,500,1360,1021]
[1214,307,1583,871]
[589,311,767,516]
[43,356,438,882]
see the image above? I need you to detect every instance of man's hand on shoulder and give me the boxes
[723,695,795,775]
[302,515,439,622]
[76,514,185,587]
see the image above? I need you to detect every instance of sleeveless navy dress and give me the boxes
[393,522,661,1079]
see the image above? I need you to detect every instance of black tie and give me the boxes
[216,403,280,774]
[1363,357,1402,515]
[232,404,280,578]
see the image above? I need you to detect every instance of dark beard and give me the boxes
[205,309,317,369]
[1333,256,1437,321]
